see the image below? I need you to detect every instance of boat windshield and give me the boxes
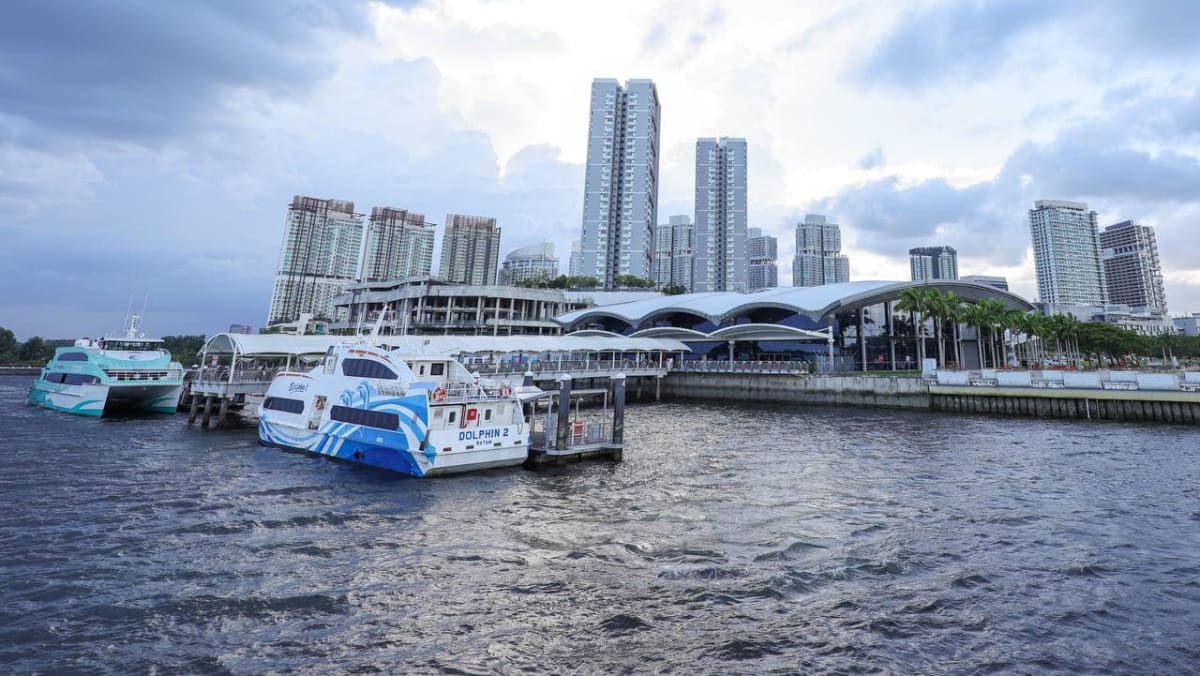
[101,340,162,351]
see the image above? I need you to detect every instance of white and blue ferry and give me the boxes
[258,342,531,477]
[27,315,184,417]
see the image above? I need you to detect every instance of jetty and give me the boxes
[526,373,626,467]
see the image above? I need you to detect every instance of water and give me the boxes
[2,375,1199,674]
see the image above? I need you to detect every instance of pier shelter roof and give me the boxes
[199,333,690,361]
[555,280,1034,332]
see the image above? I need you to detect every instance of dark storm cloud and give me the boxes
[857,0,1200,89]
[0,0,406,144]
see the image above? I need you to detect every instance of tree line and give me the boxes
[0,328,206,365]
[893,287,1198,369]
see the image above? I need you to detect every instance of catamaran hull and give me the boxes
[28,382,181,417]
[259,418,528,478]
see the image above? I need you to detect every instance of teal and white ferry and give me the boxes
[27,315,184,417]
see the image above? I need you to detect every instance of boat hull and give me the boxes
[259,417,527,478]
[27,381,181,417]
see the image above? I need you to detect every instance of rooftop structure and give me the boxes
[333,277,589,336]
[960,275,1009,291]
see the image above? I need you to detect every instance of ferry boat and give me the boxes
[27,314,185,417]
[257,342,531,477]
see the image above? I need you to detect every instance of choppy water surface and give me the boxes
[2,376,1199,673]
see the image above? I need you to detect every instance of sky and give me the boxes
[2,0,1200,340]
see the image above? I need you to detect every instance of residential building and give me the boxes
[439,214,501,286]
[961,275,1010,291]
[361,207,435,282]
[1029,200,1107,306]
[500,242,559,285]
[653,215,695,290]
[1101,220,1167,312]
[333,278,589,336]
[909,245,958,281]
[228,324,252,335]
[693,137,748,292]
[268,195,364,324]
[569,239,583,277]
[747,227,778,291]
[792,214,849,286]
[579,78,661,289]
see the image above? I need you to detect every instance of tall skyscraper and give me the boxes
[579,78,661,289]
[439,214,501,286]
[909,245,958,282]
[569,239,583,277]
[747,227,778,291]
[361,207,435,282]
[500,242,559,285]
[268,195,364,324]
[693,137,748,292]
[653,215,695,290]
[1029,200,1107,306]
[792,214,849,286]
[1101,220,1166,312]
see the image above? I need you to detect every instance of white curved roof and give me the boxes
[200,332,690,358]
[555,280,1034,328]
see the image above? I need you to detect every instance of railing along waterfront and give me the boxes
[470,359,661,376]
[672,357,857,375]
[934,368,1200,393]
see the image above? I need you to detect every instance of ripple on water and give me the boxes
[2,385,1200,673]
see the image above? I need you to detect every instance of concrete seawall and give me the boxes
[661,372,930,408]
[661,372,1200,424]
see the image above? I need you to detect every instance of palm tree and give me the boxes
[896,287,933,366]
[925,289,948,368]
[978,299,1010,368]
[941,291,965,368]
[960,303,989,369]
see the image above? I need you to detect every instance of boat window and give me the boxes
[263,396,305,414]
[62,373,100,385]
[341,358,398,380]
[430,362,445,376]
[447,410,457,424]
[484,408,492,421]
[419,364,426,375]
[329,405,398,430]
[57,352,89,362]
[44,372,65,383]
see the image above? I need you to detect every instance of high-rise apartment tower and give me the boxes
[747,227,778,290]
[1100,220,1166,312]
[439,214,501,286]
[579,78,661,289]
[792,214,849,286]
[693,137,748,292]
[909,245,958,282]
[268,195,364,324]
[361,207,435,282]
[1029,200,1107,306]
[653,215,695,290]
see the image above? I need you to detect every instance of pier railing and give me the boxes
[672,358,857,375]
[934,368,1200,393]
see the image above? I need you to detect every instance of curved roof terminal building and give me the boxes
[555,280,1034,370]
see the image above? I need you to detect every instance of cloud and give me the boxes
[857,145,885,170]
[857,0,1200,90]
[0,0,389,145]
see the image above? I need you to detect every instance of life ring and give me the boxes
[431,386,447,402]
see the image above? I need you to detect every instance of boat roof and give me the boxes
[200,333,692,359]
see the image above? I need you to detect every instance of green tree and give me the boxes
[896,286,936,365]
[662,284,689,295]
[18,336,52,364]
[161,335,207,363]
[0,327,18,364]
